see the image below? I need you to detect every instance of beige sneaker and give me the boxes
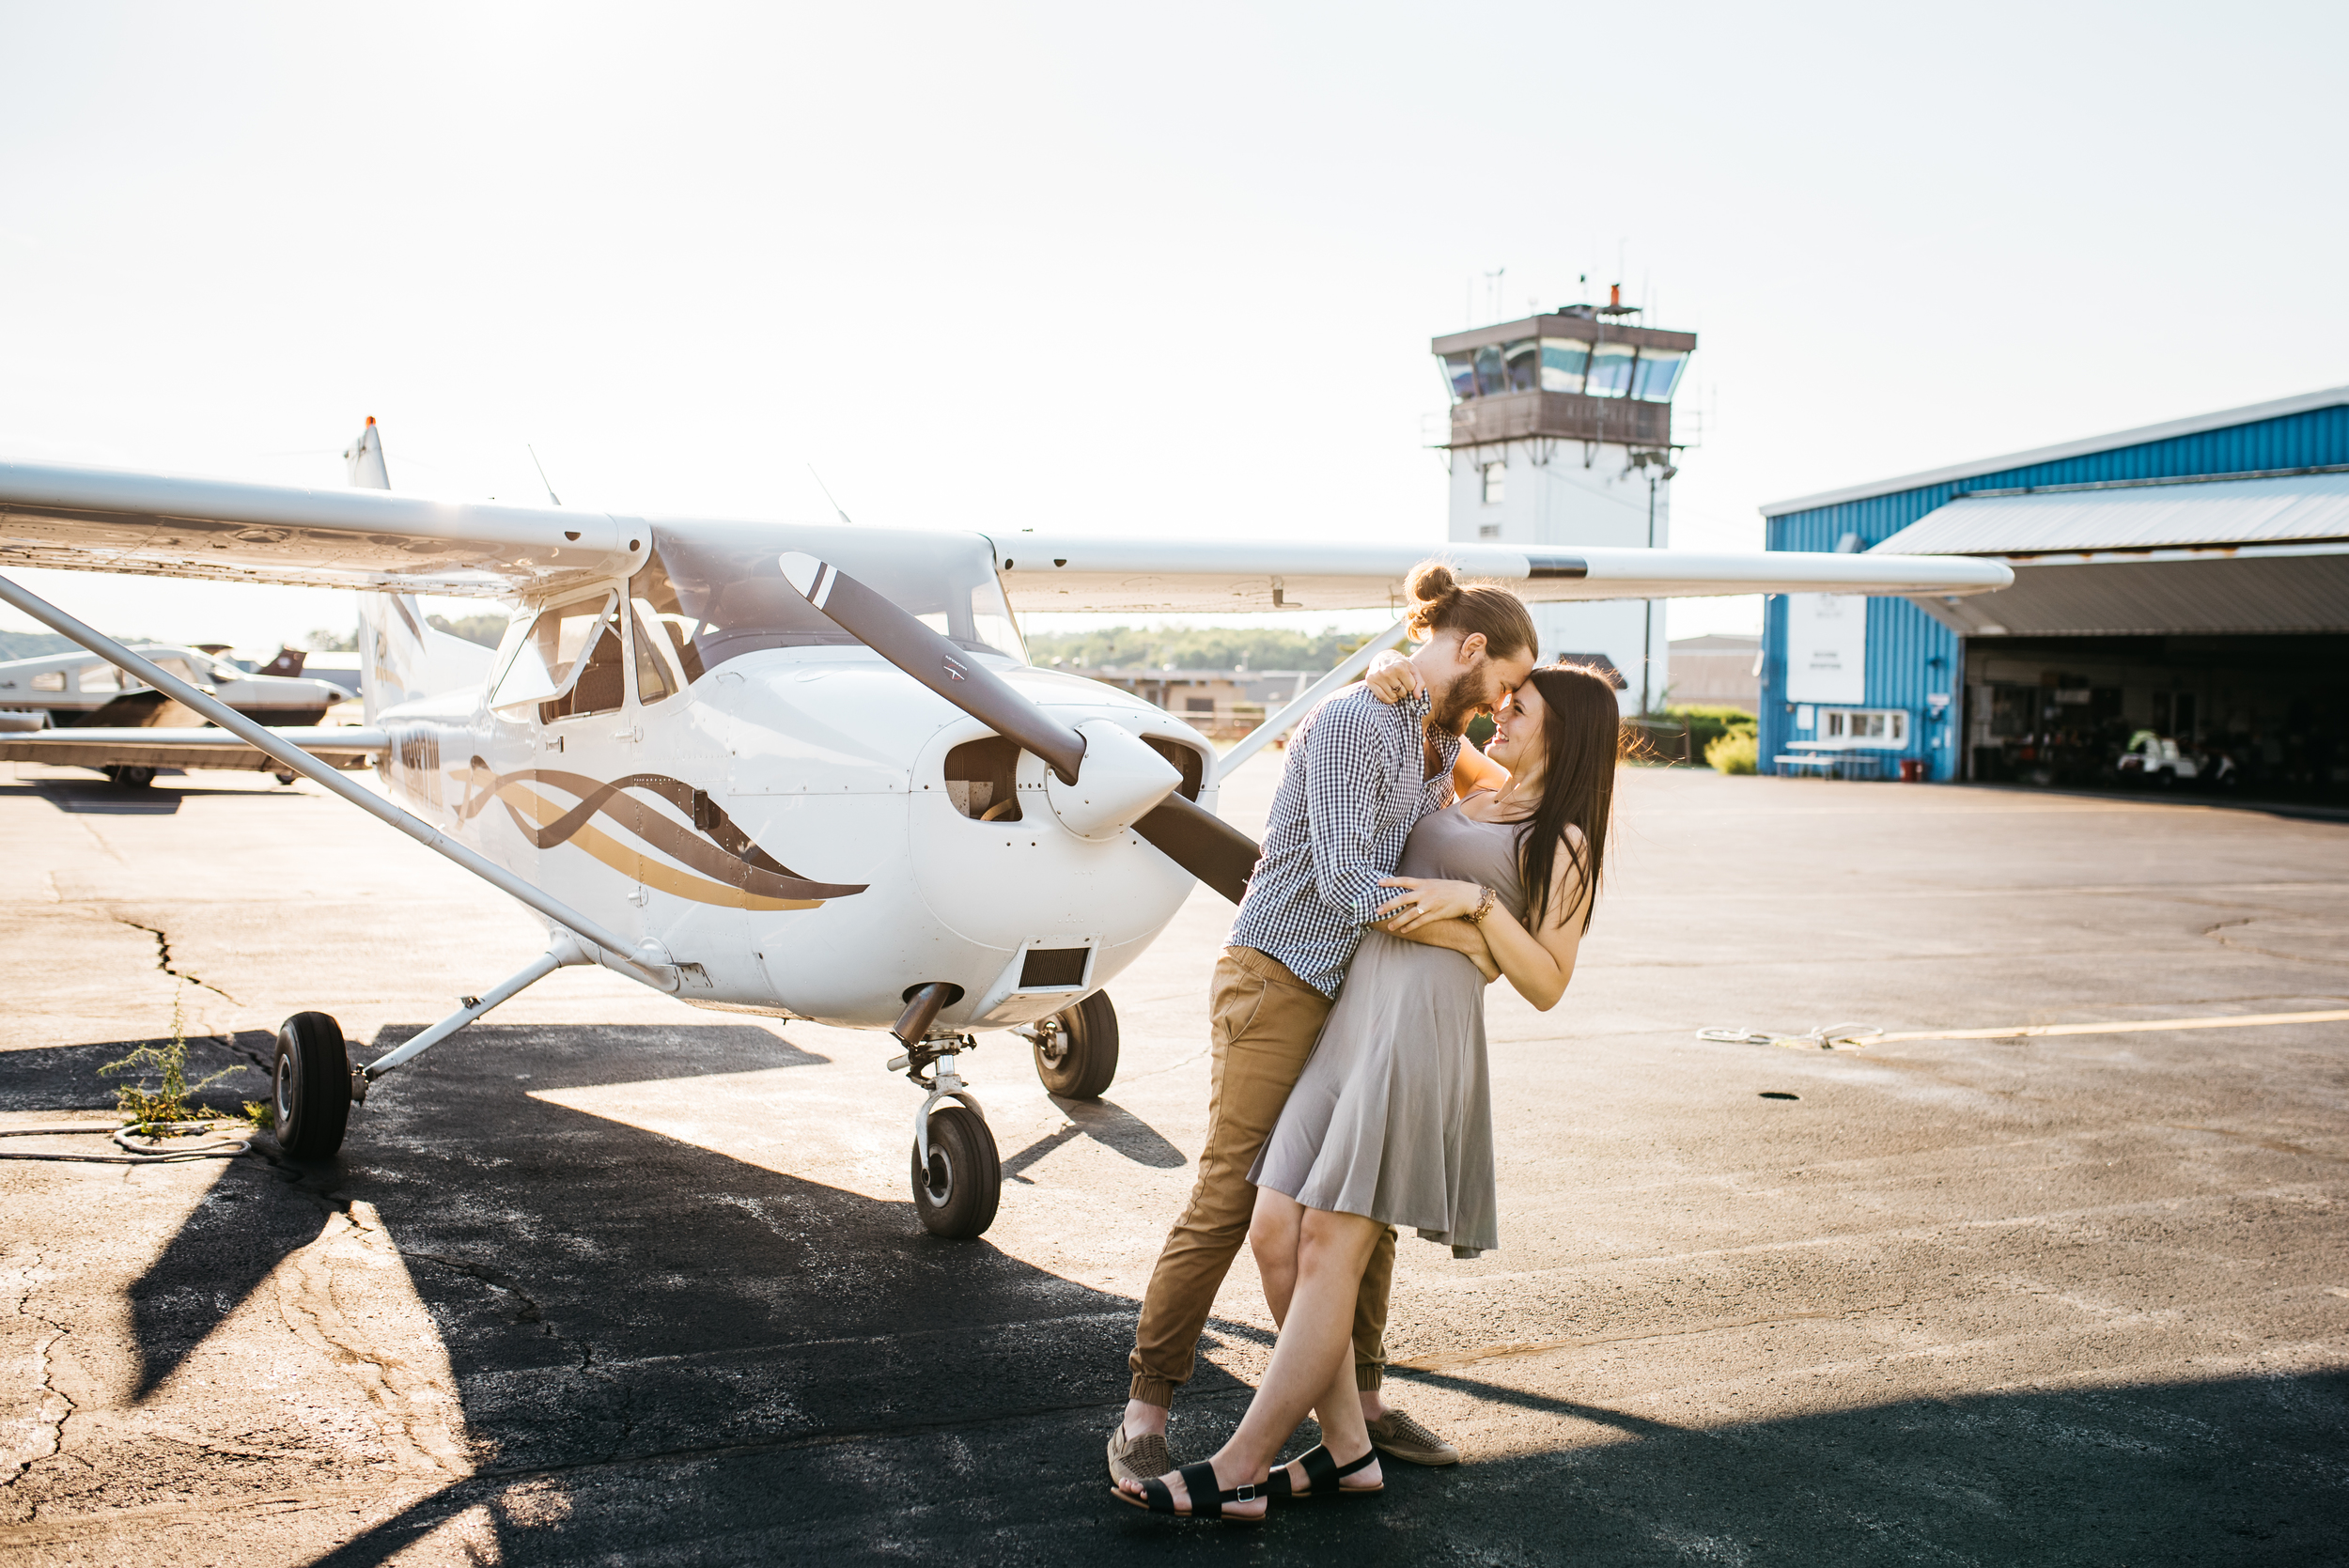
[1106,1421,1174,1488]
[1364,1407,1460,1466]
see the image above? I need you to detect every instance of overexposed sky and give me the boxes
[1,1,2341,651]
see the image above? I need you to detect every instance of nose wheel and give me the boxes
[910,1104,1001,1238]
[890,1032,1003,1239]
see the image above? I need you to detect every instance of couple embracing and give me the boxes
[1109,561,1623,1524]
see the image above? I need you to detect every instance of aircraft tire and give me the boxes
[273,1011,351,1159]
[1032,992,1119,1100]
[910,1105,1001,1239]
[103,766,156,789]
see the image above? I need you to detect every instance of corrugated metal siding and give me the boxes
[1875,471,2349,555]
[1758,402,2349,780]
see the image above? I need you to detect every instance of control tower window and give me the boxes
[1586,341,1636,398]
[1502,339,1539,392]
[1439,351,1477,402]
[1481,461,1506,505]
[1631,348,1688,402]
[1539,337,1590,393]
[1473,345,1508,397]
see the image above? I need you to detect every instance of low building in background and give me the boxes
[1665,633,1759,713]
[1758,386,2349,798]
[1061,667,1320,739]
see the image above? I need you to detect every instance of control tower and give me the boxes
[1432,291,1695,713]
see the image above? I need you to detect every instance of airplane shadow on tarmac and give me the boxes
[9,1026,2347,1564]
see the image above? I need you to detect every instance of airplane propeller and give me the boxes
[779,552,1261,903]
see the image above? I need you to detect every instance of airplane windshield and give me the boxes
[631,522,1025,679]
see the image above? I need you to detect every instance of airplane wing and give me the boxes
[0,725,386,774]
[982,536,2013,613]
[0,459,642,596]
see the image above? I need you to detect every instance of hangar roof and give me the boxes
[1874,469,2349,557]
[1763,384,2349,518]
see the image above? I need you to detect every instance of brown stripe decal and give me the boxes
[454,760,866,908]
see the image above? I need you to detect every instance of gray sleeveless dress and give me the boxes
[1249,797,1526,1258]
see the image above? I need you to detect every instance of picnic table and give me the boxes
[1774,749,1890,780]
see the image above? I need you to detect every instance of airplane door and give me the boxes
[492,590,642,939]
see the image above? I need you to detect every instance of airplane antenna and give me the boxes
[527,445,562,506]
[808,465,855,527]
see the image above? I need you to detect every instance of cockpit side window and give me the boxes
[630,601,677,705]
[539,602,627,722]
[490,590,623,714]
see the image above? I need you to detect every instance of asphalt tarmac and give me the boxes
[2,755,2344,1566]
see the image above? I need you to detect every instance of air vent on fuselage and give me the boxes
[1019,946,1090,989]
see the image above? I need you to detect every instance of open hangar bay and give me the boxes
[1,754,2344,1565]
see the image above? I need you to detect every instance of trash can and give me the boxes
[1900,758,1925,783]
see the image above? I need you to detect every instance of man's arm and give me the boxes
[1299,699,1402,926]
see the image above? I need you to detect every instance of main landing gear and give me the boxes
[273,1011,352,1158]
[267,939,594,1161]
[1016,992,1120,1100]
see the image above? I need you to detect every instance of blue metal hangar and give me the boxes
[1755,386,2349,802]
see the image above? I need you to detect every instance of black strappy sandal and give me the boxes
[1114,1460,1267,1524]
[1265,1443,1383,1500]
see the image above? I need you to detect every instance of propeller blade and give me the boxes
[780,551,1085,784]
[780,551,1263,901]
[1132,793,1261,905]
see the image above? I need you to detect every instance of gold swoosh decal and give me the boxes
[451,760,865,912]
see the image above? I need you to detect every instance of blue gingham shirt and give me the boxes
[1226,683,1462,998]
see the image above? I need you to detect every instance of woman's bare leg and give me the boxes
[1120,1205,1382,1517]
[1250,1189,1381,1492]
[1249,1186,1305,1326]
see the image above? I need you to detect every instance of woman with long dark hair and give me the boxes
[1115,660,1623,1522]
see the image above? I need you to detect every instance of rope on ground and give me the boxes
[0,1121,254,1162]
[1696,1022,1883,1051]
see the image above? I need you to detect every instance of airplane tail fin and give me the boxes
[358,594,495,722]
[344,416,390,489]
[342,417,494,719]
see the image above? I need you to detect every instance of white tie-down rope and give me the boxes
[0,1122,253,1163]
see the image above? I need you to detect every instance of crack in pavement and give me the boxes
[111,919,241,1004]
[2,1247,76,1491]
[270,1200,468,1483]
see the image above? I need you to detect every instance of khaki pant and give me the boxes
[1128,946,1397,1405]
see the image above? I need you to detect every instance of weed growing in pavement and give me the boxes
[241,1099,276,1130]
[99,982,246,1133]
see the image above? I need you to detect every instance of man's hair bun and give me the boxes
[1400,556,1536,657]
[1404,561,1462,635]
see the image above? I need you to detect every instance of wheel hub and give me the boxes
[924,1145,955,1205]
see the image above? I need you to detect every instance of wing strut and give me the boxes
[1209,616,1411,788]
[0,572,679,993]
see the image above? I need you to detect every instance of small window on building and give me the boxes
[1630,348,1688,402]
[1481,462,1506,505]
[1439,351,1477,402]
[1473,345,1509,397]
[1820,707,1908,748]
[1478,523,1501,539]
[1585,341,1636,398]
[1184,696,1214,713]
[1502,339,1539,392]
[1539,337,1590,393]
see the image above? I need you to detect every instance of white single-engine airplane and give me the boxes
[0,423,2010,1236]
